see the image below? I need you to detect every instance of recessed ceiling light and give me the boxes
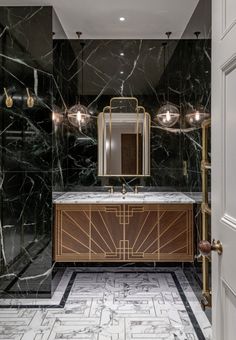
[119,17,125,22]
[120,52,124,56]
[120,71,124,74]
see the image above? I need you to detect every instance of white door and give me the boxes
[212,0,236,339]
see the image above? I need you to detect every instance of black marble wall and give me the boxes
[53,38,211,191]
[0,7,53,297]
[0,2,211,297]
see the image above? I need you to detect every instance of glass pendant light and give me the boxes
[156,103,180,127]
[155,32,180,127]
[67,103,90,130]
[185,105,210,127]
[67,33,90,130]
[185,32,210,127]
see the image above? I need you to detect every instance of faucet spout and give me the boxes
[104,186,114,194]
[121,183,127,196]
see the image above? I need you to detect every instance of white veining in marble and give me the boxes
[0,268,211,340]
[53,192,195,204]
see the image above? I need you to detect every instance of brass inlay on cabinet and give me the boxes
[54,203,193,263]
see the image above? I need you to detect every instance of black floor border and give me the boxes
[0,271,76,309]
[171,271,206,340]
[0,270,207,339]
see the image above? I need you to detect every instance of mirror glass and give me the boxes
[98,97,150,177]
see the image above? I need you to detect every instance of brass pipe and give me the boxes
[201,160,211,170]
[109,107,112,175]
[136,108,139,175]
[143,111,147,174]
[201,118,211,309]
[102,111,105,175]
[201,202,211,215]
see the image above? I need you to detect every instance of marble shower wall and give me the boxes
[0,7,53,297]
[53,38,211,191]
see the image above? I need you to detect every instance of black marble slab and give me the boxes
[0,4,211,299]
[52,38,211,192]
[0,6,53,298]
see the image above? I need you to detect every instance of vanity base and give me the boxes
[54,204,193,263]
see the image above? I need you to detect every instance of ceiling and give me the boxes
[0,0,211,39]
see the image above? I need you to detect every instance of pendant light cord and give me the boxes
[81,42,85,98]
[164,43,167,102]
[194,31,200,106]
[166,32,171,103]
[162,42,167,103]
[167,41,169,103]
[76,32,85,104]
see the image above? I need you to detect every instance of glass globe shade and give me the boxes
[67,103,90,130]
[185,106,210,127]
[155,103,180,127]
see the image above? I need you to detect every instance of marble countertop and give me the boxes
[53,192,195,204]
[184,192,211,204]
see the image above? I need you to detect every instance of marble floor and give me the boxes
[0,268,212,340]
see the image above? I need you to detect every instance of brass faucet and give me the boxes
[134,185,144,194]
[121,184,127,195]
[105,186,114,194]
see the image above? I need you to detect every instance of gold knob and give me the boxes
[198,239,223,256]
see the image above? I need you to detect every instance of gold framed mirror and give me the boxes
[98,97,150,177]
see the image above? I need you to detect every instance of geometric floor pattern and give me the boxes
[0,268,212,340]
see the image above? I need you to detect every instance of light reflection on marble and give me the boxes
[53,191,195,204]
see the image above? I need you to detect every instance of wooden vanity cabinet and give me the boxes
[54,204,193,262]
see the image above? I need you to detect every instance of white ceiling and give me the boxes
[0,0,204,39]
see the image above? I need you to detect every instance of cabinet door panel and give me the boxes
[90,205,124,261]
[125,205,158,261]
[54,205,90,261]
[159,205,193,261]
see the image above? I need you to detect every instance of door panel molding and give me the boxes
[221,55,236,222]
[212,0,236,338]
[221,52,236,71]
[221,0,236,38]
[221,278,236,340]
[221,214,236,230]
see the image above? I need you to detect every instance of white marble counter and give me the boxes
[53,191,195,204]
[184,192,211,204]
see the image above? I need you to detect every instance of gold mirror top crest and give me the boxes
[101,97,146,115]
